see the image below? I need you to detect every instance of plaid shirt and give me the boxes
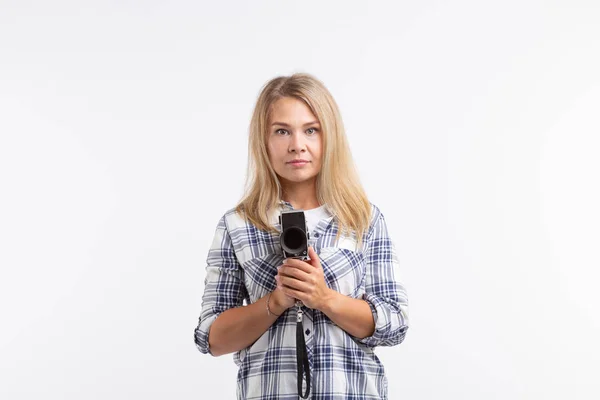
[194,200,409,399]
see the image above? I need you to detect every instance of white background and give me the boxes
[1,1,599,399]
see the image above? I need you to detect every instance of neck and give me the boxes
[280,179,320,210]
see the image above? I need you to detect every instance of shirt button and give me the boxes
[314,232,320,238]
[305,329,311,335]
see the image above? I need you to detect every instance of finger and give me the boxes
[278,266,311,281]
[283,258,314,273]
[307,246,322,269]
[308,246,317,263]
[281,285,306,301]
[279,275,312,292]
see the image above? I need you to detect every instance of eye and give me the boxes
[306,127,319,135]
[275,129,289,135]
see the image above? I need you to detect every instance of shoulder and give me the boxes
[217,206,251,232]
[365,202,389,241]
[368,202,384,225]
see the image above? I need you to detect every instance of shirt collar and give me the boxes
[278,200,293,208]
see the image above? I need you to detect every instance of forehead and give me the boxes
[268,97,318,124]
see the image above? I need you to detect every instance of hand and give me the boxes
[275,246,333,311]
[271,284,296,313]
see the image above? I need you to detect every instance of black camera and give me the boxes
[278,210,311,260]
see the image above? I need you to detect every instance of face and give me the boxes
[267,97,323,187]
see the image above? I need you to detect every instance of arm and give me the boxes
[194,215,287,357]
[320,289,376,339]
[204,291,286,357]
[351,207,409,347]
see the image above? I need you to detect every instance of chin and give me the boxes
[277,173,317,184]
[286,178,310,183]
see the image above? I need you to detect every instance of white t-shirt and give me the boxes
[303,204,332,236]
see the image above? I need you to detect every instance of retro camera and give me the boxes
[278,210,311,260]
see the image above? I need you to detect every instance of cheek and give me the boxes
[267,141,286,162]
[314,139,323,159]
[314,147,323,164]
[266,141,277,156]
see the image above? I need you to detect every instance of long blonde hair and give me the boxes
[234,72,371,245]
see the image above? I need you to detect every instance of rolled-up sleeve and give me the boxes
[355,207,409,348]
[194,214,248,356]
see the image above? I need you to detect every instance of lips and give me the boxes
[287,160,310,164]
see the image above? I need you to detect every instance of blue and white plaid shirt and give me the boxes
[195,200,409,399]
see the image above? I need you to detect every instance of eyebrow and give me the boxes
[271,121,320,127]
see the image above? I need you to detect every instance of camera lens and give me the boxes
[281,226,305,253]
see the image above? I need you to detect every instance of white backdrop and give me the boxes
[1,1,599,399]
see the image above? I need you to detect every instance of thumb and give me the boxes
[308,246,320,268]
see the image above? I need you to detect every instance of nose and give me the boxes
[288,131,306,153]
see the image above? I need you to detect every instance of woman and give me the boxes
[194,73,409,399]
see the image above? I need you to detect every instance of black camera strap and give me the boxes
[296,305,310,398]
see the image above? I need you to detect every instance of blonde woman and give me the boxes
[194,73,409,399]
